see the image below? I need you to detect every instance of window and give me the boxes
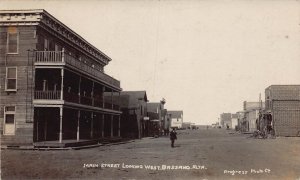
[7,27,18,54]
[55,43,62,51]
[5,67,17,91]
[4,106,16,135]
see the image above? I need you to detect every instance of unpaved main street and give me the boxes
[1,129,300,179]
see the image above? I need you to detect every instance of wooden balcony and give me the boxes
[34,51,120,88]
[34,90,61,99]
[35,51,63,63]
[34,91,118,111]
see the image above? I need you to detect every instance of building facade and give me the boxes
[0,10,122,145]
[147,102,164,136]
[220,113,231,128]
[182,122,192,129]
[118,91,148,139]
[231,113,238,130]
[169,111,183,129]
[244,110,259,132]
[264,85,300,136]
[240,101,265,132]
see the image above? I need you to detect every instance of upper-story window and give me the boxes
[49,40,55,51]
[55,44,62,51]
[7,27,18,54]
[5,67,17,91]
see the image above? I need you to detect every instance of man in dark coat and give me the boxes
[170,128,177,147]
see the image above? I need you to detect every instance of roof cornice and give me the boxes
[0,9,111,65]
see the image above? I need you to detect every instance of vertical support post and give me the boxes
[44,115,47,141]
[77,110,80,141]
[59,107,63,143]
[101,114,104,137]
[118,92,121,111]
[92,81,95,107]
[36,109,39,142]
[111,90,113,109]
[111,115,114,137]
[102,86,105,108]
[118,115,121,137]
[62,48,65,63]
[60,69,64,100]
[78,76,81,104]
[91,112,94,139]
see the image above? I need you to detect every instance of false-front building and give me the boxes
[0,9,122,146]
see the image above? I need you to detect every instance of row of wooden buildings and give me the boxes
[0,9,183,146]
[220,85,300,137]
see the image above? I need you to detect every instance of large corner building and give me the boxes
[0,10,122,145]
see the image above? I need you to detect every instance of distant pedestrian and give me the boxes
[170,128,177,148]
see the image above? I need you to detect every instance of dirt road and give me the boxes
[1,129,300,179]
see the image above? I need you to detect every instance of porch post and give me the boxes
[78,76,81,104]
[102,86,105,108]
[92,81,95,107]
[111,115,114,137]
[101,114,104,137]
[118,115,121,137]
[91,112,94,138]
[36,109,39,141]
[77,110,80,141]
[119,92,121,111]
[44,115,47,141]
[111,90,113,109]
[62,48,65,63]
[60,68,64,100]
[59,107,63,143]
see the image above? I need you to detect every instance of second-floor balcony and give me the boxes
[35,90,61,99]
[34,90,120,111]
[34,51,120,88]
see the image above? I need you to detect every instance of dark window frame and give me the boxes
[5,67,17,91]
[6,28,19,54]
[3,105,16,135]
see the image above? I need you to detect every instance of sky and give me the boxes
[1,0,300,125]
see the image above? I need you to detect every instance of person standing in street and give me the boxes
[170,128,177,148]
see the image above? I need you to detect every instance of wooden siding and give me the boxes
[1,22,121,145]
[0,26,37,144]
[273,100,300,136]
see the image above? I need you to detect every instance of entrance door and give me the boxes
[4,106,16,135]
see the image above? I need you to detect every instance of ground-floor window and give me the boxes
[4,106,16,135]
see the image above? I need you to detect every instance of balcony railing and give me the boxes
[35,51,63,63]
[35,51,120,88]
[34,90,120,111]
[34,90,61,100]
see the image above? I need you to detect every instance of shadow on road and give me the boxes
[171,145,181,148]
